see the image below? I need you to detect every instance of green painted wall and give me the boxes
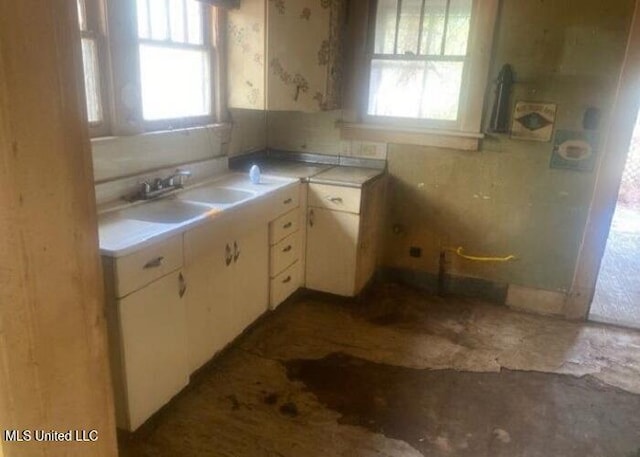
[385,0,634,293]
[266,0,636,294]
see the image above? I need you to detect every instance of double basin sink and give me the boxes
[119,178,258,225]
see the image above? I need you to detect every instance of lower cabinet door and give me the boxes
[305,207,360,296]
[232,224,269,336]
[184,218,234,373]
[118,269,189,431]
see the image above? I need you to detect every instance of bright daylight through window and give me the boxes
[136,0,212,121]
[368,0,472,122]
[77,0,104,124]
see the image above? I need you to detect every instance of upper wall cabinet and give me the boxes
[227,0,346,112]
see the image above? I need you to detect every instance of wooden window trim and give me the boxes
[83,0,113,137]
[86,0,225,138]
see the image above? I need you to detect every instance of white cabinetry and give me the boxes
[103,235,189,432]
[305,177,386,296]
[184,206,269,373]
[268,185,304,309]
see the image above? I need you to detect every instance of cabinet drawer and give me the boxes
[270,261,301,309]
[308,183,361,214]
[114,236,183,298]
[271,185,300,219]
[270,208,299,245]
[270,231,300,277]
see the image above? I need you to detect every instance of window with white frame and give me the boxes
[136,0,213,122]
[76,0,217,136]
[359,0,498,147]
[368,0,473,124]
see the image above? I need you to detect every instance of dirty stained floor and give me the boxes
[120,283,640,457]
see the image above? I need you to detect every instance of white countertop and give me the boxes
[98,172,297,258]
[308,166,384,187]
[98,162,386,258]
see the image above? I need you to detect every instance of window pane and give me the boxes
[186,1,203,45]
[374,0,398,54]
[169,0,187,43]
[420,0,446,55]
[420,61,463,119]
[81,38,103,123]
[137,0,151,38]
[368,59,462,120]
[77,0,87,31]
[444,0,472,55]
[148,0,169,40]
[396,0,422,55]
[369,60,425,118]
[139,45,210,120]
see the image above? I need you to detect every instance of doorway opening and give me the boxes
[590,112,640,328]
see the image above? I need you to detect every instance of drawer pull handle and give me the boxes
[233,241,241,263]
[178,273,187,298]
[283,245,292,253]
[225,244,233,266]
[309,209,314,227]
[143,256,164,269]
[282,276,292,284]
[283,222,293,229]
[327,196,343,204]
[283,198,293,205]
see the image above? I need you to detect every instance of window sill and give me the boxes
[338,122,484,151]
[90,122,232,144]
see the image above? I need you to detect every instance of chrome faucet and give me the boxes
[130,169,192,201]
[160,169,192,188]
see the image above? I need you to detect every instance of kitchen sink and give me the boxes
[123,199,213,224]
[178,186,256,205]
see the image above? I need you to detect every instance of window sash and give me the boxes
[78,0,111,136]
[366,0,473,127]
[135,2,216,127]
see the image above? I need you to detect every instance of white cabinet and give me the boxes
[103,240,189,432]
[116,270,189,431]
[227,0,346,111]
[305,177,386,297]
[306,207,360,296]
[184,207,269,373]
[267,185,305,309]
[183,216,235,373]
[232,221,269,335]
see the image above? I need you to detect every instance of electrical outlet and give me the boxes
[409,247,422,258]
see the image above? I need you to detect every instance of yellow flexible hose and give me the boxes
[444,246,517,262]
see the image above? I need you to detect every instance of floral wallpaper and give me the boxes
[228,0,345,111]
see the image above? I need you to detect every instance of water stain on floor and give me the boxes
[285,352,640,457]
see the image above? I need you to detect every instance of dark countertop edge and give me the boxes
[229,149,387,171]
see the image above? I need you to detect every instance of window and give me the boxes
[77,0,108,129]
[76,0,218,136]
[368,0,472,123]
[343,0,498,149]
[136,0,213,122]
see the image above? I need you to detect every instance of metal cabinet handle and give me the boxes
[282,276,292,284]
[283,222,293,229]
[225,244,233,266]
[283,198,293,205]
[309,209,314,227]
[233,241,240,263]
[283,245,292,253]
[327,196,343,204]
[143,256,164,269]
[178,272,187,298]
